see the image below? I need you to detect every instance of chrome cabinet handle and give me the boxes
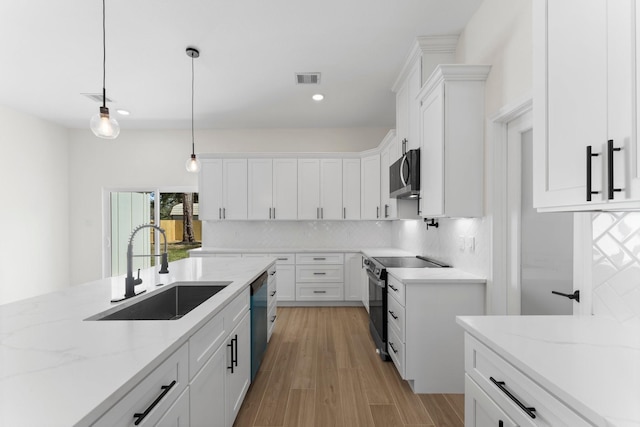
[400,153,409,187]
[321,207,324,219]
[219,207,222,219]
[607,139,623,200]
[273,207,276,219]
[384,204,389,218]
[269,207,272,219]
[277,257,288,261]
[490,377,536,419]
[376,206,379,218]
[313,272,327,275]
[343,207,346,219]
[586,145,601,201]
[223,207,226,219]
[313,290,327,293]
[313,257,326,260]
[133,380,177,425]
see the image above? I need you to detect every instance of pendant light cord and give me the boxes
[102,0,107,109]
[191,54,195,156]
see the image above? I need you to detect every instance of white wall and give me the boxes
[392,0,533,313]
[68,127,387,284]
[0,105,70,304]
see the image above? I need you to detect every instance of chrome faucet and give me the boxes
[123,224,169,300]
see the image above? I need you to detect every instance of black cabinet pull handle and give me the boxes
[233,335,238,367]
[227,340,234,373]
[277,257,288,261]
[219,207,222,219]
[490,377,536,419]
[608,139,623,200]
[313,272,327,275]
[270,290,277,297]
[551,290,580,303]
[586,145,601,201]
[344,207,346,219]
[269,270,276,276]
[499,421,503,427]
[313,290,327,294]
[271,315,277,323]
[313,257,326,261]
[269,207,272,219]
[388,284,398,292]
[389,342,398,354]
[133,380,177,425]
[385,204,389,218]
[377,206,380,218]
[273,207,276,219]
[388,310,398,320]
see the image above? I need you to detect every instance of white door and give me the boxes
[247,159,273,220]
[272,158,298,220]
[342,159,361,219]
[298,159,321,219]
[320,159,343,219]
[222,159,248,220]
[361,154,381,219]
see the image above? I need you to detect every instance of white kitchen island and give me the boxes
[458,315,640,427]
[0,256,274,427]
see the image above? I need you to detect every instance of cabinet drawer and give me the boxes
[296,253,344,264]
[225,288,250,333]
[465,374,517,427]
[296,265,344,282]
[388,326,405,378]
[465,334,592,427]
[272,253,295,264]
[296,283,344,301]
[267,303,277,341]
[268,266,277,285]
[387,274,405,305]
[189,310,225,379]
[387,293,405,342]
[94,344,189,427]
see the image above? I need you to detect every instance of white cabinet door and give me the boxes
[342,159,361,219]
[380,142,397,219]
[248,159,273,220]
[534,0,638,210]
[273,158,298,220]
[198,159,223,220]
[298,159,321,219]
[275,264,295,301]
[226,311,251,426]
[395,61,422,152]
[418,66,488,218]
[344,253,362,301]
[190,344,226,427]
[320,159,343,219]
[222,159,248,220]
[361,154,381,219]
[465,375,517,427]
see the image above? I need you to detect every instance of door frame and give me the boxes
[101,186,196,278]
[490,95,533,315]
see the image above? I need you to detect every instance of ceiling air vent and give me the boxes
[82,93,114,103]
[295,72,321,85]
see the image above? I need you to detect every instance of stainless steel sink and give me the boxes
[87,281,232,321]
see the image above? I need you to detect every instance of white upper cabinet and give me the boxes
[248,158,297,220]
[361,153,381,220]
[199,159,248,220]
[418,65,490,218]
[342,159,361,219]
[533,0,639,211]
[394,58,421,152]
[297,159,343,220]
[380,132,399,219]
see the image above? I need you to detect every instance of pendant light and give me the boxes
[185,47,201,173]
[90,0,120,139]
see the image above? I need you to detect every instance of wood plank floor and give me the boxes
[234,307,464,427]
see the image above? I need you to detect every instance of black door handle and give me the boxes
[133,380,177,425]
[490,377,536,419]
[608,139,623,200]
[551,290,580,303]
[586,145,600,201]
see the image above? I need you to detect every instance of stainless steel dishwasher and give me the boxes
[250,272,268,381]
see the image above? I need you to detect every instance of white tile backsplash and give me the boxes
[592,212,640,322]
[202,220,392,249]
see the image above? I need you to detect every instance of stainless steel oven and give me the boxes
[364,255,449,360]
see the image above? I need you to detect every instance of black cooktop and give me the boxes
[373,256,449,269]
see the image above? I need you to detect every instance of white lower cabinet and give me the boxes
[295,253,344,301]
[190,344,226,427]
[465,375,517,427]
[226,311,251,424]
[155,388,190,427]
[464,334,593,427]
[93,344,190,427]
[343,252,362,301]
[267,265,277,341]
[387,274,485,393]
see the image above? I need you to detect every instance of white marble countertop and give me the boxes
[457,315,640,427]
[0,257,275,427]
[388,267,486,283]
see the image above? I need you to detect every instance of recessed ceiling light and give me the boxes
[312,94,324,101]
[116,109,130,116]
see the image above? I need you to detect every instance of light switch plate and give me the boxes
[466,236,476,253]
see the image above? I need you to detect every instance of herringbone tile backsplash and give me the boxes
[592,212,640,323]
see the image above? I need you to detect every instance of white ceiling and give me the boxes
[0,0,482,130]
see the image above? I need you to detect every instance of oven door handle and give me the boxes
[366,270,385,288]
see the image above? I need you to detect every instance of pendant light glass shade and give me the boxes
[186,47,200,173]
[91,0,119,139]
[90,106,120,139]
[185,154,201,173]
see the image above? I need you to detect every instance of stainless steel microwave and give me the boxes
[389,149,420,199]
